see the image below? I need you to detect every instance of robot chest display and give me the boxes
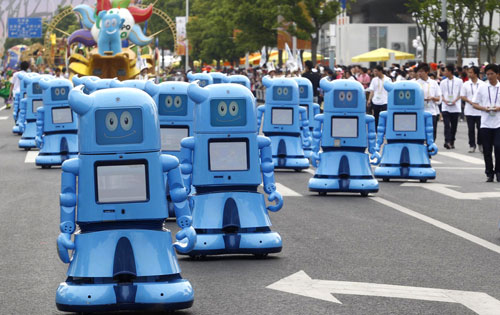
[387,111,424,138]
[324,114,367,148]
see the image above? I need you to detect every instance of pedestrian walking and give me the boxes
[461,66,486,153]
[440,64,463,149]
[417,63,442,141]
[367,65,391,129]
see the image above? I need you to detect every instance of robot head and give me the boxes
[293,77,313,104]
[39,77,73,104]
[187,72,213,87]
[72,75,100,94]
[262,75,299,106]
[97,10,124,36]
[228,75,251,90]
[187,82,257,134]
[18,72,39,98]
[320,78,365,113]
[209,72,229,84]
[69,86,160,154]
[110,79,148,90]
[384,81,423,110]
[144,81,193,119]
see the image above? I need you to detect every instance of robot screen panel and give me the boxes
[299,85,308,99]
[51,87,69,101]
[394,90,415,105]
[32,100,43,113]
[52,107,73,124]
[96,162,148,203]
[393,113,417,131]
[32,83,43,95]
[160,127,189,151]
[331,117,358,138]
[199,80,208,87]
[213,78,222,84]
[273,86,293,101]
[209,139,249,171]
[158,94,188,116]
[333,90,358,108]
[300,104,309,117]
[272,108,294,125]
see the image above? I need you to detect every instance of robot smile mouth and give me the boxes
[104,130,136,139]
[167,107,184,113]
[216,116,241,123]
[106,29,117,35]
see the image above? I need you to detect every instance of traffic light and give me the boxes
[437,21,448,41]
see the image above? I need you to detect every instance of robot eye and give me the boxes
[111,19,117,27]
[229,101,239,116]
[283,87,289,95]
[218,101,227,116]
[299,86,304,94]
[105,112,118,131]
[174,96,182,108]
[55,88,60,96]
[339,91,345,101]
[60,87,66,95]
[346,91,353,101]
[104,20,111,28]
[406,91,411,99]
[199,80,206,87]
[120,111,133,131]
[165,95,173,108]
[399,91,405,99]
[277,87,282,95]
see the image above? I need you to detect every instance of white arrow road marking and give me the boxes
[0,116,8,120]
[438,152,484,165]
[267,271,500,315]
[24,151,38,163]
[372,197,500,255]
[401,182,500,200]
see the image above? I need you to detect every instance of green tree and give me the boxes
[406,0,441,63]
[448,0,476,65]
[143,0,186,52]
[280,0,342,65]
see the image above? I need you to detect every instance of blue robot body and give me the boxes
[180,83,283,256]
[187,72,213,87]
[12,73,36,134]
[373,81,438,181]
[56,87,196,312]
[209,72,229,84]
[294,77,322,158]
[309,79,379,196]
[258,76,310,170]
[228,74,251,90]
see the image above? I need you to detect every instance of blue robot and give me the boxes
[209,72,229,84]
[110,79,148,90]
[373,81,438,182]
[179,82,283,257]
[35,77,78,168]
[18,74,51,150]
[72,75,112,93]
[12,72,37,135]
[187,72,213,87]
[309,79,380,196]
[257,76,310,171]
[56,86,196,312]
[228,75,251,90]
[293,77,320,158]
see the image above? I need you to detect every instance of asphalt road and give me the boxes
[1,106,499,315]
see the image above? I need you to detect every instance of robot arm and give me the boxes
[179,137,195,193]
[256,105,265,130]
[258,136,283,212]
[313,103,321,117]
[375,111,388,153]
[299,107,311,146]
[366,115,381,165]
[18,99,27,131]
[424,112,438,156]
[161,154,196,253]
[13,93,19,121]
[35,107,45,148]
[311,114,324,168]
[57,158,79,263]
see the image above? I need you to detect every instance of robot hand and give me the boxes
[267,191,283,212]
[35,136,43,148]
[173,216,197,253]
[428,143,438,156]
[303,138,311,147]
[370,151,381,165]
[19,122,25,133]
[310,152,320,168]
[57,233,75,263]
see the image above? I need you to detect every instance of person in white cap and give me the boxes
[137,64,149,80]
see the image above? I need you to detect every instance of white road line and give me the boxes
[275,183,303,197]
[431,160,443,164]
[24,151,38,163]
[0,116,8,120]
[305,168,315,175]
[438,152,484,165]
[372,197,500,255]
[434,166,483,170]
[0,105,6,111]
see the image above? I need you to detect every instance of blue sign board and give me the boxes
[8,18,42,38]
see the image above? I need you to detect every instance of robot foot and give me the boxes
[56,276,194,312]
[273,157,310,170]
[374,166,436,180]
[309,177,379,195]
[18,138,36,149]
[180,231,282,256]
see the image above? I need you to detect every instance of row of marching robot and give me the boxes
[10,71,437,312]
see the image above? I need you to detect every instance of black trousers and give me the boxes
[442,111,459,144]
[432,115,438,141]
[372,103,387,130]
[480,127,500,177]
[466,115,482,148]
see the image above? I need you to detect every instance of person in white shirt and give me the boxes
[8,61,30,107]
[367,65,392,129]
[461,66,486,153]
[472,64,500,182]
[416,63,442,141]
[440,64,463,149]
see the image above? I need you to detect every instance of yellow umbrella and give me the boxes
[351,48,415,63]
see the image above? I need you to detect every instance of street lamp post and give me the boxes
[185,0,189,73]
